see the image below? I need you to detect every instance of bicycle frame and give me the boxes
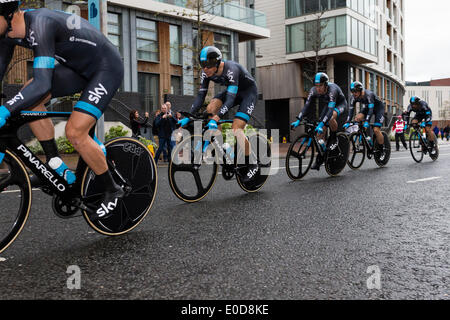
[0,111,88,200]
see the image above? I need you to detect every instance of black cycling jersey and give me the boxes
[297,82,348,125]
[191,60,257,122]
[405,100,432,125]
[0,8,123,120]
[347,89,384,123]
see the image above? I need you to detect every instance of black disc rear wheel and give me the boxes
[325,133,350,176]
[81,137,158,236]
[236,133,271,192]
[374,131,391,167]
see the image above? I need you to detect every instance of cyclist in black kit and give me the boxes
[0,1,124,220]
[404,96,437,150]
[178,46,259,183]
[343,81,385,151]
[291,72,348,170]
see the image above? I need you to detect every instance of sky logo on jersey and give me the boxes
[7,92,24,106]
[27,30,38,46]
[88,83,108,104]
[227,70,235,83]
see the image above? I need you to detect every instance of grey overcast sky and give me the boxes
[405,0,450,82]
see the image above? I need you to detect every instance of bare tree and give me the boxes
[301,11,332,91]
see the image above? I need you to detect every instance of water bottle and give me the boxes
[366,136,373,147]
[318,139,326,152]
[223,143,235,162]
[48,157,76,184]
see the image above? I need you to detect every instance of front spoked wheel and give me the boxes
[374,131,391,167]
[236,133,271,192]
[325,133,350,176]
[409,131,424,163]
[169,134,218,203]
[81,137,158,236]
[347,132,366,169]
[285,133,315,180]
[0,150,32,254]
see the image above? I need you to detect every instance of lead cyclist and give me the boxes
[0,1,124,220]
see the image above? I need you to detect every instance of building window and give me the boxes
[136,18,159,62]
[138,72,160,113]
[169,24,182,65]
[107,12,122,54]
[171,76,182,95]
[214,33,231,60]
[286,0,348,18]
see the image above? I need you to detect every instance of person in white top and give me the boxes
[392,115,408,151]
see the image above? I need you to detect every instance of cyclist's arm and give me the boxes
[364,93,376,122]
[319,89,339,125]
[3,16,57,116]
[346,96,356,122]
[297,89,314,120]
[404,105,412,124]
[190,72,210,114]
[0,41,15,82]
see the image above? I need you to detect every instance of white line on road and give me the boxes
[407,177,442,184]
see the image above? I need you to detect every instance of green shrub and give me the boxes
[105,125,129,141]
[56,136,75,154]
[138,137,158,150]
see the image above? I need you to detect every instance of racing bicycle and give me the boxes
[168,112,271,203]
[408,123,439,163]
[346,121,391,169]
[0,110,157,254]
[286,118,350,180]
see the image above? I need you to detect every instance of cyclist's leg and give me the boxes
[25,65,87,184]
[232,87,256,158]
[66,55,124,219]
[373,108,385,145]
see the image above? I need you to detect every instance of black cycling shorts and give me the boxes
[213,85,258,123]
[360,106,385,127]
[50,42,124,120]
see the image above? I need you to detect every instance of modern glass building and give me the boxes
[255,0,405,140]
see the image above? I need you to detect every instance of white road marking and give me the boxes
[407,177,442,184]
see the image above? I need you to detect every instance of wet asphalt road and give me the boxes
[0,142,449,300]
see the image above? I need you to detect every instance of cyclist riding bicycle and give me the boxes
[343,81,385,153]
[0,1,124,220]
[178,46,259,183]
[291,72,348,170]
[404,96,437,152]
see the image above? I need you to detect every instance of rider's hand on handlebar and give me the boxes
[343,122,351,129]
[0,106,11,129]
[206,119,218,130]
[420,122,426,128]
[291,119,300,130]
[315,122,325,134]
[177,117,191,128]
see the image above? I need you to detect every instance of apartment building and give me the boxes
[254,0,405,140]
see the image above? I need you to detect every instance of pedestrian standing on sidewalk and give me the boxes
[154,103,177,164]
[129,109,149,138]
[392,115,408,151]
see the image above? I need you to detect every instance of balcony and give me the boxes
[154,0,267,28]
